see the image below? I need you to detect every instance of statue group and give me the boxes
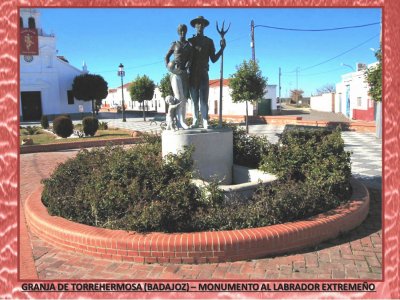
[165,16,226,130]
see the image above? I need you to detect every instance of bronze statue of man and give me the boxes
[188,16,226,129]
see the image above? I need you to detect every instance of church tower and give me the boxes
[19,8,92,121]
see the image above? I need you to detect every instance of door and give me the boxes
[21,91,42,121]
[258,98,272,116]
[345,85,350,118]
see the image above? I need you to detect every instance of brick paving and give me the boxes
[20,147,382,280]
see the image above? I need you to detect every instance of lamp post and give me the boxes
[118,63,126,122]
[340,63,355,72]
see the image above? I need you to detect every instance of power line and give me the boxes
[283,33,379,74]
[282,67,345,77]
[254,22,380,32]
[298,34,379,72]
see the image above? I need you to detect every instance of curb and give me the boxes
[25,179,369,264]
[20,137,141,154]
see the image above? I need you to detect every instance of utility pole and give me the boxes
[295,67,299,103]
[250,20,255,62]
[248,19,256,134]
[278,67,282,111]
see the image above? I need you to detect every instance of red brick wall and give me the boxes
[25,180,369,264]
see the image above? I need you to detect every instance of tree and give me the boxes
[229,60,267,133]
[365,48,382,102]
[315,84,336,96]
[129,75,155,121]
[159,73,173,99]
[365,47,382,138]
[72,74,108,117]
[159,73,173,113]
[290,89,304,104]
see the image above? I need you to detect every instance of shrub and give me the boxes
[41,128,353,233]
[192,177,345,231]
[98,121,108,130]
[41,140,215,233]
[232,126,269,168]
[52,116,73,138]
[252,180,342,224]
[21,126,41,136]
[260,127,352,198]
[41,115,49,129]
[82,116,99,136]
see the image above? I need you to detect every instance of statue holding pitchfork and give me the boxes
[188,16,228,129]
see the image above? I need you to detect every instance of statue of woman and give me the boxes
[165,24,192,129]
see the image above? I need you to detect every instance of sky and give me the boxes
[37,7,381,97]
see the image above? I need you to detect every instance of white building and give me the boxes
[310,93,335,113]
[20,9,91,121]
[335,62,377,121]
[104,78,277,117]
[103,84,165,112]
[206,79,278,116]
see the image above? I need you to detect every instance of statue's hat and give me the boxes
[190,16,210,27]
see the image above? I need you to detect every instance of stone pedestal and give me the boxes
[162,128,233,184]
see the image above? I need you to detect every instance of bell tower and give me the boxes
[20,8,41,31]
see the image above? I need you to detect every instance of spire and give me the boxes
[82,61,88,73]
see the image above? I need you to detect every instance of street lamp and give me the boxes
[340,63,355,71]
[118,63,126,122]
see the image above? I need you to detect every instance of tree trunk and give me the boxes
[91,100,95,117]
[143,101,146,121]
[245,100,249,133]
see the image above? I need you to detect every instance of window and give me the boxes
[20,17,23,28]
[67,90,74,105]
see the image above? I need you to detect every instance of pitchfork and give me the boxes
[216,21,230,128]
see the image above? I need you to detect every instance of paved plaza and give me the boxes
[20,112,382,280]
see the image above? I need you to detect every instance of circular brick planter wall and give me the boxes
[25,179,369,264]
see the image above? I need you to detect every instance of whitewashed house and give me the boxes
[187,79,278,117]
[104,78,277,118]
[335,62,377,121]
[19,8,91,121]
[103,84,165,112]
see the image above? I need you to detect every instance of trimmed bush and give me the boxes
[41,140,222,233]
[41,128,353,233]
[232,126,269,168]
[82,116,99,136]
[41,115,49,129]
[260,127,352,198]
[53,116,73,138]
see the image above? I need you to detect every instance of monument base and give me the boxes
[162,128,233,184]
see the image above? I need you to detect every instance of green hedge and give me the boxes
[42,138,223,233]
[41,128,352,233]
[232,126,269,168]
[259,127,352,198]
